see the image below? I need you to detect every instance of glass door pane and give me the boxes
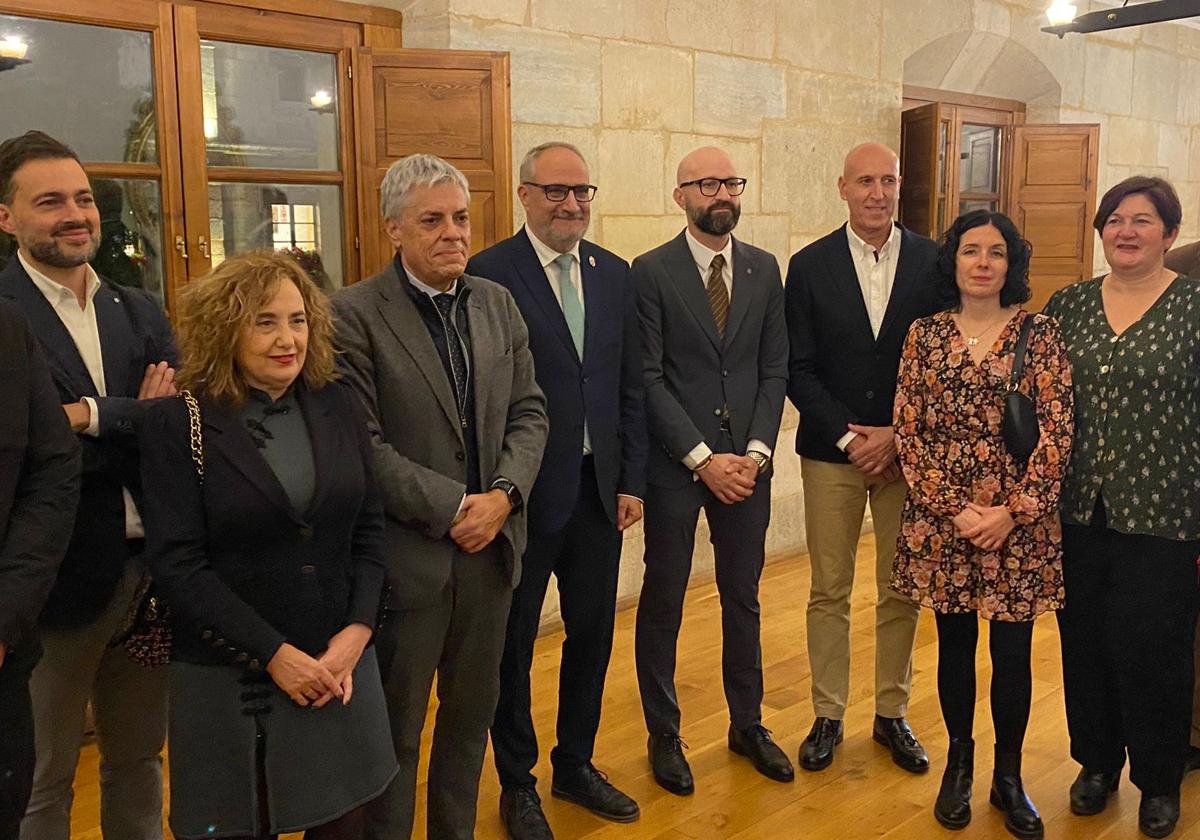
[208,182,343,289]
[959,124,1001,193]
[201,40,340,170]
[0,13,158,163]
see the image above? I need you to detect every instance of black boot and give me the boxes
[934,738,974,830]
[989,750,1043,840]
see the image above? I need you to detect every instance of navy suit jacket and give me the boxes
[784,223,940,463]
[468,228,647,534]
[0,257,177,627]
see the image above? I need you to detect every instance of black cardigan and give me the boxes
[138,379,386,670]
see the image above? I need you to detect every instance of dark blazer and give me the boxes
[0,300,80,675]
[138,381,386,668]
[785,223,939,464]
[632,231,789,489]
[467,229,647,533]
[332,265,548,610]
[1166,240,1200,278]
[0,258,177,627]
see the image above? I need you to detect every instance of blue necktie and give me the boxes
[554,253,585,360]
[553,253,591,452]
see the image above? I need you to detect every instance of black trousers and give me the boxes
[491,457,623,790]
[1058,502,1200,795]
[635,476,771,735]
[0,650,36,840]
[934,612,1033,753]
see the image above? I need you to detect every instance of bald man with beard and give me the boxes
[785,142,940,775]
[632,146,791,795]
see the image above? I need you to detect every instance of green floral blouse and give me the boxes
[1042,274,1200,540]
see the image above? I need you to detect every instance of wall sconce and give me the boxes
[0,34,30,71]
[308,89,334,113]
[1045,1,1077,26]
[1043,0,1200,38]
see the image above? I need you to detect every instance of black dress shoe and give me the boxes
[500,786,554,840]
[551,763,639,823]
[989,751,1043,840]
[800,717,843,771]
[1139,792,1181,838]
[934,738,974,830]
[648,734,694,795]
[1069,767,1120,816]
[872,715,930,774]
[1185,747,1200,775]
[728,724,795,782]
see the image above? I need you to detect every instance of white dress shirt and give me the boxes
[678,230,771,471]
[836,223,902,453]
[20,251,144,538]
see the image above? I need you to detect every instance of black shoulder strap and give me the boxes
[1009,312,1035,392]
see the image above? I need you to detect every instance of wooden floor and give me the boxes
[70,536,1200,839]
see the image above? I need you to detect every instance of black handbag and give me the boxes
[113,391,204,666]
[1002,314,1039,464]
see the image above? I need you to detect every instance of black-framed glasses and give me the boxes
[678,177,747,197]
[521,182,598,203]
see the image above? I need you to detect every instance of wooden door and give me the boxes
[899,102,951,239]
[352,48,511,278]
[1007,123,1099,309]
[172,3,360,289]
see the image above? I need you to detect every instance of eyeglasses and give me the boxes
[678,177,747,197]
[521,182,598,203]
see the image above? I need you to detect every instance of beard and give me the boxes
[538,210,589,252]
[27,223,100,268]
[689,200,740,236]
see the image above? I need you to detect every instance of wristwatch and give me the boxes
[490,477,523,511]
[747,451,770,476]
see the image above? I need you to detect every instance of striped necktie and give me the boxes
[706,253,729,339]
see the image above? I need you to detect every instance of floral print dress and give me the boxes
[890,310,1074,621]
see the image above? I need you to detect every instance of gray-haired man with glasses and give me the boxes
[468,142,647,840]
[632,146,792,794]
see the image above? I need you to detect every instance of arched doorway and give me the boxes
[899,32,1099,308]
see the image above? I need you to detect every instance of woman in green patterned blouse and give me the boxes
[1043,176,1199,840]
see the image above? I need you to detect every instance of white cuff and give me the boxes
[617,493,644,504]
[681,442,713,470]
[82,397,100,437]
[747,439,772,458]
[836,431,858,452]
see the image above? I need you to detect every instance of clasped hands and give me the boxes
[698,453,760,504]
[845,423,901,484]
[449,489,512,553]
[953,504,1015,551]
[266,622,372,708]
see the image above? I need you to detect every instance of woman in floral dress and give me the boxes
[892,210,1073,839]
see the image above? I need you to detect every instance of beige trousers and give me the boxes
[801,458,919,720]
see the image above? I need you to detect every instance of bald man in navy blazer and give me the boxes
[467,142,646,840]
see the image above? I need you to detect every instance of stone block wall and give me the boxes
[361,0,1200,623]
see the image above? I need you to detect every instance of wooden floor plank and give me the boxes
[68,536,1200,839]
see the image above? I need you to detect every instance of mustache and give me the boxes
[52,221,95,236]
[709,200,737,213]
[552,210,586,221]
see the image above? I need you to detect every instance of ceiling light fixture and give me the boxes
[1043,0,1200,38]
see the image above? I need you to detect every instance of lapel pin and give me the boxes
[113,296,120,303]
[588,255,596,268]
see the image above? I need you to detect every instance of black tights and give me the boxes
[935,611,1034,753]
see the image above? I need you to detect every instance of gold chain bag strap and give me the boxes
[119,393,204,666]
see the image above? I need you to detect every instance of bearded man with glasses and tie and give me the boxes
[467,142,648,840]
[631,146,792,795]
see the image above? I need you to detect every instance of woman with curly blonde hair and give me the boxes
[138,251,396,839]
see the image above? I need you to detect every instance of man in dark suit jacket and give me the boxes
[0,300,81,840]
[785,142,940,776]
[633,146,792,794]
[0,131,177,840]
[333,153,548,840]
[467,142,647,839]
